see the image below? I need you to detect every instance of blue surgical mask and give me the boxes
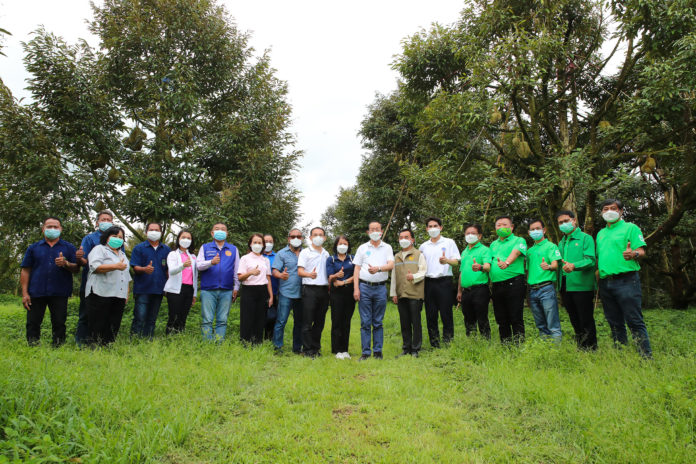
[44,229,61,240]
[108,237,124,249]
[98,222,113,232]
[213,230,227,241]
[529,230,544,241]
[559,222,575,234]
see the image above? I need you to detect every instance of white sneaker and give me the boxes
[335,352,345,359]
[342,352,351,359]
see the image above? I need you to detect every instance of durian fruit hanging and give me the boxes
[489,108,502,124]
[598,120,612,130]
[641,155,656,174]
[512,132,531,158]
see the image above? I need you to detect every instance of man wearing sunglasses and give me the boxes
[271,228,305,354]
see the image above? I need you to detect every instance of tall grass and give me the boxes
[1,296,694,463]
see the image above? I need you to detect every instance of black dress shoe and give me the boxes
[359,354,370,361]
[373,352,383,359]
[411,351,419,358]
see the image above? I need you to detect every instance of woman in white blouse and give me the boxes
[164,230,198,334]
[85,226,131,345]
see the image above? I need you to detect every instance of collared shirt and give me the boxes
[79,230,125,287]
[419,236,460,278]
[179,252,194,285]
[21,239,77,298]
[489,235,528,283]
[353,241,394,283]
[325,254,355,285]
[272,245,302,298]
[596,220,646,278]
[196,241,240,291]
[559,227,596,291]
[527,238,562,285]
[298,246,330,286]
[389,248,427,297]
[264,251,279,295]
[130,241,171,295]
[459,242,492,288]
[238,252,272,286]
[85,245,131,299]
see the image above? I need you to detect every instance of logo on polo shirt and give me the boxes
[408,255,414,261]
[225,250,232,256]
[366,251,371,257]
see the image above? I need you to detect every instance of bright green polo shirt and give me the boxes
[527,238,562,285]
[558,227,596,291]
[459,242,492,288]
[489,235,527,283]
[596,220,646,279]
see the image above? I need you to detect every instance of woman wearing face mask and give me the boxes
[326,235,355,359]
[456,224,492,339]
[237,233,273,345]
[164,230,198,334]
[85,226,131,346]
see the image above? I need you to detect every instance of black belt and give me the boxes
[601,271,638,281]
[491,275,525,287]
[529,281,554,290]
[359,280,386,286]
[462,283,488,292]
[303,284,328,288]
[425,276,451,281]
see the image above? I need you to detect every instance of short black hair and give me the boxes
[465,223,482,235]
[211,222,227,230]
[529,218,545,228]
[145,222,162,232]
[263,234,274,242]
[425,216,442,227]
[333,235,351,255]
[176,229,194,250]
[247,232,265,251]
[367,220,381,229]
[310,226,325,236]
[43,216,62,226]
[399,228,414,239]
[555,210,575,219]
[494,215,513,224]
[100,226,125,245]
[600,199,624,210]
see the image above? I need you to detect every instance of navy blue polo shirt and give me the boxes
[130,241,171,295]
[20,239,77,298]
[325,254,355,283]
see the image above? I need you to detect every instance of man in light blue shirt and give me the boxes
[271,228,304,353]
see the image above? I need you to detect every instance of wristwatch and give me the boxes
[633,251,639,260]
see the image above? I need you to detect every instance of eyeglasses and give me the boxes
[289,235,302,239]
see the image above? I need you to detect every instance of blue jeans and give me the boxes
[599,273,652,357]
[529,284,562,342]
[273,294,303,351]
[200,289,234,341]
[358,282,387,356]
[131,293,163,338]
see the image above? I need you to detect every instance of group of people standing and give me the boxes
[19,197,652,359]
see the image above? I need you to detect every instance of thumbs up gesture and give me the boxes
[280,266,289,280]
[497,257,508,269]
[562,260,575,273]
[251,265,261,276]
[116,256,128,271]
[472,258,482,272]
[540,257,551,270]
[406,270,414,281]
[439,249,448,264]
[622,241,634,261]
[211,252,221,265]
[76,246,84,260]
[55,251,66,267]
[182,255,192,268]
[336,267,345,279]
[145,260,155,274]
[309,266,318,279]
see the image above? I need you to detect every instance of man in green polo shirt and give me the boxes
[489,215,527,343]
[557,210,598,350]
[456,224,491,338]
[526,219,562,342]
[596,199,652,358]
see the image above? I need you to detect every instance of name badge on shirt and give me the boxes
[161,259,167,267]
[225,250,233,257]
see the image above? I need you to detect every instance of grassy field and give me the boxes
[1,294,695,463]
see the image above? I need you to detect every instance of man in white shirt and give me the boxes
[353,221,395,360]
[297,227,330,357]
[419,217,460,348]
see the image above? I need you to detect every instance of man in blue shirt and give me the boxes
[130,222,171,338]
[271,228,304,353]
[196,222,240,341]
[263,234,279,340]
[20,217,79,346]
[75,209,116,345]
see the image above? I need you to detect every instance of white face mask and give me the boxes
[399,239,412,249]
[427,227,441,238]
[312,236,325,247]
[290,238,303,248]
[336,244,349,254]
[179,238,192,249]
[264,243,274,253]
[369,231,382,241]
[602,210,621,223]
[147,231,161,242]
[465,234,479,244]
[251,243,263,254]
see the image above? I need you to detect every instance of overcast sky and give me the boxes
[0,0,465,226]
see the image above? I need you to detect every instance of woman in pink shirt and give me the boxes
[237,233,273,344]
[164,230,198,334]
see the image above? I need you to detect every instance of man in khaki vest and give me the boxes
[390,228,427,357]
